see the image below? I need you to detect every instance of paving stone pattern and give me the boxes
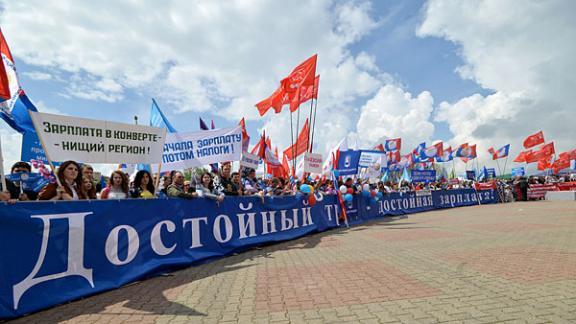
[9,201,576,323]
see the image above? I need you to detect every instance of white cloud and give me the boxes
[1,1,382,116]
[418,0,576,174]
[0,126,23,173]
[355,84,435,151]
[22,71,52,80]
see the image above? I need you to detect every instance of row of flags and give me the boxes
[513,131,574,174]
[1,26,574,179]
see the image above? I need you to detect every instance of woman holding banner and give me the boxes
[38,161,87,200]
[100,171,129,199]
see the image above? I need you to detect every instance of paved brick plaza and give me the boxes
[10,201,576,323]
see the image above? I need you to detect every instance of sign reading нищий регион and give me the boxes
[29,111,166,164]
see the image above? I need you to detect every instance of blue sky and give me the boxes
[1,0,574,175]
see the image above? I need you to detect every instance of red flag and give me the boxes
[552,158,571,174]
[514,150,530,163]
[0,29,16,100]
[387,150,401,163]
[281,54,318,94]
[289,75,319,112]
[282,154,291,177]
[537,156,552,171]
[257,132,266,159]
[250,139,260,155]
[525,142,555,163]
[373,143,385,152]
[255,86,292,116]
[283,119,310,160]
[238,118,250,152]
[298,75,319,102]
[540,142,555,156]
[523,131,545,149]
[559,148,576,161]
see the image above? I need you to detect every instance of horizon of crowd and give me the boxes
[2,159,575,205]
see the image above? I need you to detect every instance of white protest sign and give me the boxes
[303,152,323,174]
[160,126,242,171]
[29,112,166,164]
[358,150,387,168]
[240,152,261,169]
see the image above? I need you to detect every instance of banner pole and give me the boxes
[0,134,7,192]
[154,163,162,194]
[289,110,296,177]
[503,156,509,178]
[307,84,314,153]
[28,111,62,187]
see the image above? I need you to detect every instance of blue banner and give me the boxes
[486,168,497,179]
[0,189,497,319]
[512,167,525,176]
[337,150,360,176]
[20,131,48,164]
[411,170,436,183]
[5,173,50,193]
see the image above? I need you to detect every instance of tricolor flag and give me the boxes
[0,28,19,106]
[387,150,401,164]
[385,138,401,151]
[420,142,443,159]
[436,146,453,162]
[455,143,470,157]
[490,144,510,160]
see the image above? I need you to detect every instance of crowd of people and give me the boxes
[1,160,574,204]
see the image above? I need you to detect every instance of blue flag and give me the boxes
[150,98,176,132]
[143,99,177,173]
[400,167,412,183]
[1,91,38,134]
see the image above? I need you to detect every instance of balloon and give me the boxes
[344,193,353,202]
[370,190,377,197]
[300,184,311,194]
[347,188,353,194]
[363,184,370,191]
[339,185,347,194]
[376,192,383,198]
[362,190,370,198]
[308,194,316,206]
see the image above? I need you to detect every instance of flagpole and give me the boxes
[290,110,296,177]
[495,158,502,178]
[27,111,62,188]
[0,134,7,193]
[307,84,315,153]
[294,99,301,177]
[502,156,509,179]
